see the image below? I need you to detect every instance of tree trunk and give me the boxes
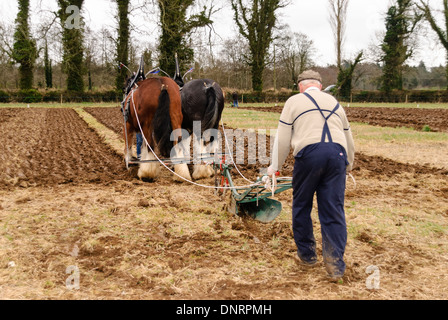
[13,0,36,90]
[158,0,211,77]
[58,0,85,92]
[231,0,286,92]
[252,62,264,92]
[116,0,130,93]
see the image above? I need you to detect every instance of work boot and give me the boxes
[294,254,318,268]
[327,274,344,284]
[325,262,345,283]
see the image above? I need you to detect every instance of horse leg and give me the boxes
[138,128,160,180]
[192,134,212,180]
[206,128,220,177]
[171,129,192,182]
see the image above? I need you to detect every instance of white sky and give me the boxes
[0,0,445,67]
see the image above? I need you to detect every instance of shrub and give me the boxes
[0,90,10,103]
[42,90,61,103]
[17,89,43,103]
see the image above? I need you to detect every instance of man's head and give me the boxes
[298,70,323,93]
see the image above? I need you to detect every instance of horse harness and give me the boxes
[121,89,135,123]
[121,78,172,123]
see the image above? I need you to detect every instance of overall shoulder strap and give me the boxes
[302,92,340,143]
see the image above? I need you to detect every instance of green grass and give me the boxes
[74,108,124,155]
[346,205,447,243]
[234,102,448,109]
[222,108,281,131]
[223,108,448,143]
[351,122,448,143]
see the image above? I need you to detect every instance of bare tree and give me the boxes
[277,30,316,90]
[115,0,130,92]
[231,0,289,92]
[157,0,213,76]
[417,0,448,89]
[0,23,17,89]
[328,0,349,68]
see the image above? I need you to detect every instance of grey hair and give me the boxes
[300,79,322,87]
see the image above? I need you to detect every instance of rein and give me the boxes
[122,88,137,169]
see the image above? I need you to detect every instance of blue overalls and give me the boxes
[292,92,348,277]
[136,133,143,159]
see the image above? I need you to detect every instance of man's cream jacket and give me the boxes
[270,88,355,172]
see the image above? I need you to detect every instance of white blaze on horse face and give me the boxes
[138,147,160,180]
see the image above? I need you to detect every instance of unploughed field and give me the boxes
[0,103,447,300]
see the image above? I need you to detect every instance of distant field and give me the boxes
[0,102,118,109]
[230,102,448,109]
[340,102,448,109]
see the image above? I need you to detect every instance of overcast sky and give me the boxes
[0,0,445,67]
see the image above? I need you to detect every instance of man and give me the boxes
[232,91,239,108]
[136,133,143,160]
[268,70,355,281]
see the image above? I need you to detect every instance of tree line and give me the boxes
[0,0,448,101]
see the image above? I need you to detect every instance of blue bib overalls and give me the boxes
[292,92,348,277]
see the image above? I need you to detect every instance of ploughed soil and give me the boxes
[0,107,447,300]
[83,107,448,179]
[240,105,448,133]
[0,108,132,189]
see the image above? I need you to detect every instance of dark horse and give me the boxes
[123,76,191,181]
[178,79,225,180]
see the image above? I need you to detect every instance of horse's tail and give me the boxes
[152,86,173,158]
[202,83,220,131]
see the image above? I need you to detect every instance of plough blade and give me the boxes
[230,198,283,224]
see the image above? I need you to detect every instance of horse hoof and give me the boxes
[192,165,213,181]
[138,163,160,180]
[207,165,214,177]
[174,164,192,182]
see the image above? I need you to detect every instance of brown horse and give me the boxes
[123,76,191,181]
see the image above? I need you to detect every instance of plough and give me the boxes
[121,58,293,224]
[214,159,293,224]
[127,152,293,224]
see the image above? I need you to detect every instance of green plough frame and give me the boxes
[216,163,293,223]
